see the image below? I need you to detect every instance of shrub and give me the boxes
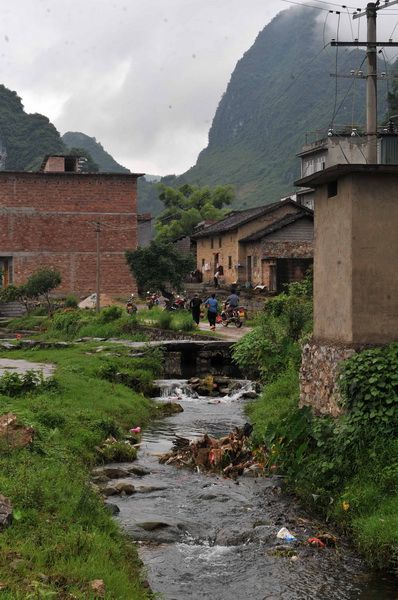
[0,370,54,397]
[339,343,398,435]
[65,294,79,308]
[99,305,123,323]
[158,311,172,330]
[36,410,66,429]
[51,310,86,337]
[97,441,137,463]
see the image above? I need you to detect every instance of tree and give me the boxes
[0,268,62,314]
[24,268,62,314]
[126,240,194,294]
[387,59,398,119]
[155,184,234,242]
[67,147,99,173]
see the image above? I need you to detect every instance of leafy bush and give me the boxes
[36,410,66,429]
[158,311,173,330]
[339,343,398,434]
[99,305,123,323]
[97,441,137,463]
[51,311,86,337]
[65,294,79,308]
[233,312,299,381]
[0,370,55,397]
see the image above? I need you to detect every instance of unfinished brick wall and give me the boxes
[0,172,139,297]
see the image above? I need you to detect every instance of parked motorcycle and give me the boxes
[126,294,138,315]
[220,305,246,328]
[146,292,160,310]
[165,295,188,311]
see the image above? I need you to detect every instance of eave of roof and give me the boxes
[239,212,313,243]
[295,164,398,188]
[0,170,144,178]
[191,198,305,239]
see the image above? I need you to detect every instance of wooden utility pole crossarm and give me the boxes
[331,1,398,163]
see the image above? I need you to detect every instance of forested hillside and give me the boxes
[178,7,386,206]
[62,131,130,173]
[0,85,65,170]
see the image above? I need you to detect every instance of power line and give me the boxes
[309,0,361,8]
[280,0,334,12]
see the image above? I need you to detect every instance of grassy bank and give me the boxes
[234,278,398,572]
[6,305,196,340]
[0,342,161,598]
[247,361,398,571]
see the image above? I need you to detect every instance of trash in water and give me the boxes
[130,426,141,434]
[276,527,297,542]
[159,425,264,479]
[315,532,338,547]
[307,537,326,549]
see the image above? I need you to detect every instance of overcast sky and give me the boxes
[0,1,397,175]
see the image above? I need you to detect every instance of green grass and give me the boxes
[4,314,48,332]
[7,306,197,342]
[0,343,157,598]
[137,307,195,332]
[247,366,398,570]
[246,367,299,446]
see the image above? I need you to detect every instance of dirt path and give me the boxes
[197,321,251,341]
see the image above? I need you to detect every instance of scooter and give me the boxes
[220,305,246,328]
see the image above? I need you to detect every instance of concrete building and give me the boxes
[240,212,313,293]
[192,199,313,290]
[295,164,398,415]
[0,155,142,297]
[137,213,152,247]
[296,132,398,210]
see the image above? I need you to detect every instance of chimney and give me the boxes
[42,155,79,173]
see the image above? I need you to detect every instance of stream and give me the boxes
[107,380,397,600]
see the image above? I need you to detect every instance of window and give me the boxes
[219,236,222,248]
[327,180,338,198]
[228,256,232,269]
[202,258,205,267]
[211,238,214,249]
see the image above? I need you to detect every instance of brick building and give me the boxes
[0,155,142,297]
[192,199,313,290]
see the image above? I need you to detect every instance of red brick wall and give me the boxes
[0,172,138,297]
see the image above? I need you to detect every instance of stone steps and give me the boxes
[0,302,26,318]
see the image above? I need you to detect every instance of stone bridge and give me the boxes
[114,339,240,378]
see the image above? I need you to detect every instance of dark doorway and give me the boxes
[247,255,252,283]
[276,258,312,293]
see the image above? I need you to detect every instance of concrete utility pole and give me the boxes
[95,222,101,313]
[366,3,378,163]
[331,0,398,163]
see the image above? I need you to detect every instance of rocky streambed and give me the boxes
[101,380,397,600]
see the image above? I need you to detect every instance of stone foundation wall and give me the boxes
[300,341,357,416]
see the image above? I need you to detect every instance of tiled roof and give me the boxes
[191,198,299,239]
[239,212,313,243]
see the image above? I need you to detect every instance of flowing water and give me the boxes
[108,380,397,600]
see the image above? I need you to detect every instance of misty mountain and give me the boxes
[176,7,386,207]
[62,131,130,173]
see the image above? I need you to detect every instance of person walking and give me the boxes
[205,293,218,331]
[189,293,202,326]
[214,269,220,288]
